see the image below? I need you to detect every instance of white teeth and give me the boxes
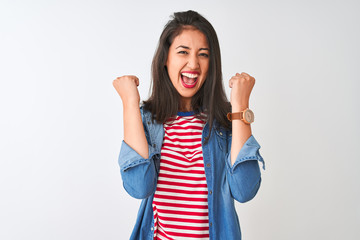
[181,72,199,78]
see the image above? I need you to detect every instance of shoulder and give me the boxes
[139,104,155,126]
[139,105,164,147]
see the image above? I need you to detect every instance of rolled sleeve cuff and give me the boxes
[118,140,158,172]
[227,135,265,173]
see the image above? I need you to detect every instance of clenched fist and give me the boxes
[113,75,140,106]
[229,72,255,109]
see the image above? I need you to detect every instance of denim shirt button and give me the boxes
[210,222,212,227]
[219,132,223,136]
[209,190,212,195]
[153,143,156,148]
[151,227,154,231]
[206,163,211,167]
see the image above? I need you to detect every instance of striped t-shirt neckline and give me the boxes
[177,111,195,116]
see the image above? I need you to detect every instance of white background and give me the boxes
[1,0,359,239]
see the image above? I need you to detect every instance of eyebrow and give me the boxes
[175,45,209,51]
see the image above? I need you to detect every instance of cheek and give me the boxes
[168,61,180,76]
[166,64,175,77]
[202,61,210,75]
[202,68,209,80]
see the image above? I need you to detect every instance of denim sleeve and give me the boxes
[225,135,265,203]
[118,140,159,199]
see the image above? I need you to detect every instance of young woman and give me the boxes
[113,10,265,240]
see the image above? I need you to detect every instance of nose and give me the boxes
[187,54,200,69]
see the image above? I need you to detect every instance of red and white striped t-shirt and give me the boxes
[152,112,209,240]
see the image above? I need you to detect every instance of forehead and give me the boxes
[171,28,209,48]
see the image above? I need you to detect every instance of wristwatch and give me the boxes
[227,108,254,124]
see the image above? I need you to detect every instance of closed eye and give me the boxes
[199,53,209,57]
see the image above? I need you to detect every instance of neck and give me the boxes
[179,98,192,112]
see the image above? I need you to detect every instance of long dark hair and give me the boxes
[143,10,231,137]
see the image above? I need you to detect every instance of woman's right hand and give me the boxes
[112,75,140,106]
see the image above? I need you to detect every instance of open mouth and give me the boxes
[181,72,199,88]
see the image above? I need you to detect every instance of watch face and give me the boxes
[244,109,254,123]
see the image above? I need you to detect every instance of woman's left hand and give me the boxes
[229,72,255,110]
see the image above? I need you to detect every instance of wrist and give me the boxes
[231,103,249,112]
[123,100,140,110]
[227,107,254,124]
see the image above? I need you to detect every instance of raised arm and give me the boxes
[229,72,255,166]
[226,72,264,203]
[113,75,149,159]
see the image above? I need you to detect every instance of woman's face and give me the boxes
[166,27,210,110]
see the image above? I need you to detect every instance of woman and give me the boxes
[113,10,265,240]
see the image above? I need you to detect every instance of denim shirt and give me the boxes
[118,106,265,240]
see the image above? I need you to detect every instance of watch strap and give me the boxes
[227,111,243,121]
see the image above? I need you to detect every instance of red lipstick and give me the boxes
[181,71,200,74]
